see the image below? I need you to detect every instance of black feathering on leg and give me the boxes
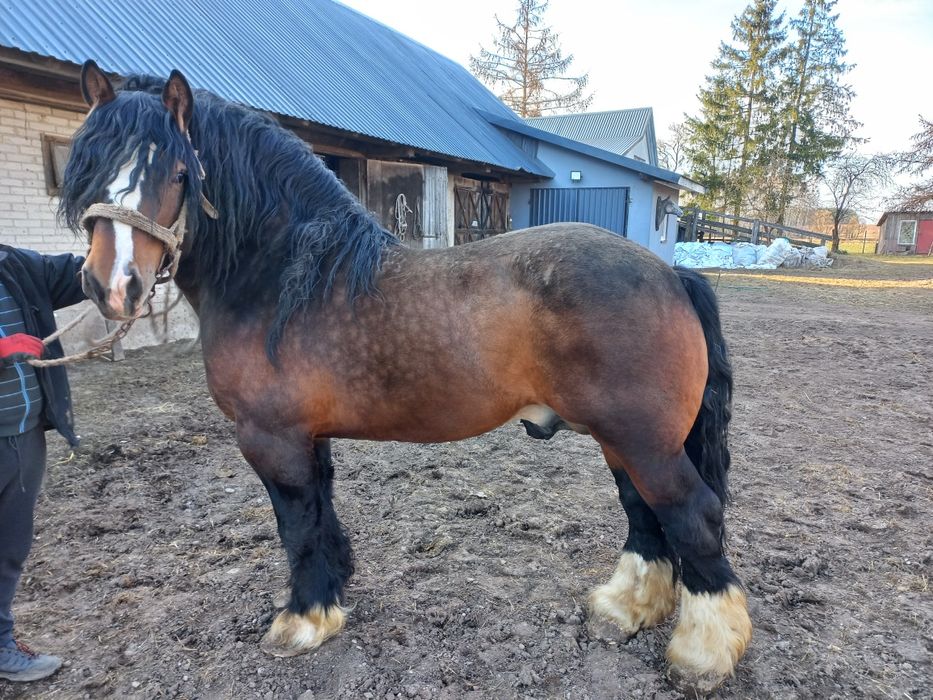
[612,469,679,581]
[259,440,354,612]
[651,474,739,596]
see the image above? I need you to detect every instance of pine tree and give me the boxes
[774,0,856,223]
[470,0,592,117]
[685,76,740,210]
[686,0,787,216]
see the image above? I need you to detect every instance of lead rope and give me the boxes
[26,285,157,368]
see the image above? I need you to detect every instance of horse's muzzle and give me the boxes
[83,266,144,320]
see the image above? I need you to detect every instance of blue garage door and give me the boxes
[529,187,629,236]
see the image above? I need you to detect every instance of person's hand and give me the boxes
[0,334,45,363]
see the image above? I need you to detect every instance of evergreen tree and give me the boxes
[470,0,593,117]
[686,0,787,216]
[685,76,740,210]
[774,0,856,223]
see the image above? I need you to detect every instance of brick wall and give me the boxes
[0,97,85,254]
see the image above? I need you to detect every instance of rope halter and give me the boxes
[79,192,218,282]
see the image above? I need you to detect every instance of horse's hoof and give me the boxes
[588,552,677,636]
[666,585,751,690]
[272,587,290,609]
[259,605,346,657]
[666,666,730,696]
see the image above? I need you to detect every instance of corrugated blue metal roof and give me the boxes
[1,0,551,176]
[525,109,656,164]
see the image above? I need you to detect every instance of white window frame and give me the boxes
[897,219,917,246]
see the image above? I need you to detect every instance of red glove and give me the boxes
[0,334,45,361]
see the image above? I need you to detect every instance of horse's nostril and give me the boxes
[126,271,143,306]
[81,269,105,304]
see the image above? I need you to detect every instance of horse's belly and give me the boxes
[511,404,590,437]
[325,402,587,443]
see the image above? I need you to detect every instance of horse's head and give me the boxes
[63,61,205,320]
[655,195,684,231]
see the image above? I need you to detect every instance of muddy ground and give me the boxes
[2,256,930,699]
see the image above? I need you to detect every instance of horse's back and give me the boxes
[494,223,685,312]
[410,222,679,300]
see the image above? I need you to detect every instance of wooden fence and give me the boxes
[678,207,832,248]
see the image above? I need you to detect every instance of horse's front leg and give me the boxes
[236,420,353,657]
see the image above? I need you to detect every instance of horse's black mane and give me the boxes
[60,73,399,357]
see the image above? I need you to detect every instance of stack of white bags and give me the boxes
[674,238,833,270]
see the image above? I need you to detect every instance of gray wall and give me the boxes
[510,141,680,264]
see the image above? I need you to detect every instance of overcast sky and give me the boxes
[339,0,933,155]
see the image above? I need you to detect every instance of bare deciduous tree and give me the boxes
[470,0,593,117]
[659,122,690,173]
[820,152,892,251]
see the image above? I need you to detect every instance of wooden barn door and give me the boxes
[366,161,449,249]
[454,179,510,245]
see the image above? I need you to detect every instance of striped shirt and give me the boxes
[0,280,43,436]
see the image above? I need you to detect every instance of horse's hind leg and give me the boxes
[237,421,352,657]
[589,458,678,635]
[613,447,752,690]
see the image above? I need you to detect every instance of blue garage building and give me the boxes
[486,111,702,263]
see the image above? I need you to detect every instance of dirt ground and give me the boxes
[2,255,930,700]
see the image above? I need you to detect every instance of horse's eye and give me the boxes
[174,171,187,184]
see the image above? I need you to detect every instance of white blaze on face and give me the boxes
[103,143,156,313]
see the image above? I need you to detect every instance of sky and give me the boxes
[339,0,933,156]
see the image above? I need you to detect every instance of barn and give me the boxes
[491,110,702,262]
[0,0,699,348]
[876,211,933,255]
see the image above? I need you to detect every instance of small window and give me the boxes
[41,134,72,196]
[897,219,917,246]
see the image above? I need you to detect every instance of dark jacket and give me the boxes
[0,245,86,446]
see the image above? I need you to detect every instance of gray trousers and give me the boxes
[0,426,46,647]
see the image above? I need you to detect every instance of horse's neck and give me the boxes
[172,262,202,316]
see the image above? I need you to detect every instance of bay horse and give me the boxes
[63,62,751,690]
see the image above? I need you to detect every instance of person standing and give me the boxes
[0,244,85,683]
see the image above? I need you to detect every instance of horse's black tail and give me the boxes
[674,267,733,507]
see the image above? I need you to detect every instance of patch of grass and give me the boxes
[723,273,933,289]
[836,240,878,254]
[873,255,933,265]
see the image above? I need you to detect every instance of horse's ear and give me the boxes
[161,70,194,135]
[80,60,116,109]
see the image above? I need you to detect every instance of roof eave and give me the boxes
[877,210,933,226]
[483,110,699,191]
[675,176,705,195]
[644,108,658,167]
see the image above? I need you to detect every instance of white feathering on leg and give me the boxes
[588,551,677,635]
[260,604,347,657]
[667,584,752,690]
